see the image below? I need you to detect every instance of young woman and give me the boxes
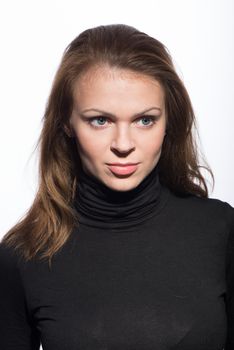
[0,24,233,350]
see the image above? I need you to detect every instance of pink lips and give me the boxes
[107,164,138,175]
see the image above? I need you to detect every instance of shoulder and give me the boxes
[192,195,234,226]
[0,242,28,305]
[0,242,23,276]
[164,188,234,239]
[168,188,234,219]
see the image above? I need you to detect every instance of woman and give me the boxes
[0,24,233,350]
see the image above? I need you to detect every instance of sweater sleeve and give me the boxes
[224,202,234,349]
[0,243,40,349]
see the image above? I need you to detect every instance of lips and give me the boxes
[107,163,139,175]
[108,163,138,166]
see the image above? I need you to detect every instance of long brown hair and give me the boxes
[1,24,214,267]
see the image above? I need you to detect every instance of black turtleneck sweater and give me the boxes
[0,164,234,350]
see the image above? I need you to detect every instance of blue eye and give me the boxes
[89,116,107,127]
[95,117,107,125]
[87,115,157,129]
[138,117,154,126]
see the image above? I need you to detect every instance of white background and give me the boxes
[0,0,234,240]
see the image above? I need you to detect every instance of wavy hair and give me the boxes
[1,24,214,267]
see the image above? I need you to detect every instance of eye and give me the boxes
[87,115,158,129]
[88,116,109,128]
[136,116,156,127]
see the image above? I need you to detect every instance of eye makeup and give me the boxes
[82,114,160,129]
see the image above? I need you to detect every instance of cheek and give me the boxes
[142,133,165,154]
[75,131,107,160]
[146,142,163,156]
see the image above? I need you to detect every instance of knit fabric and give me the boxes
[0,163,234,349]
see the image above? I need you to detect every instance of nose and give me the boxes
[110,125,135,153]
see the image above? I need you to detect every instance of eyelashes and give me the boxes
[86,115,159,129]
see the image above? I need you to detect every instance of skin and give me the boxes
[68,65,167,192]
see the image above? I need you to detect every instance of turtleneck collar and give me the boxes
[73,163,169,230]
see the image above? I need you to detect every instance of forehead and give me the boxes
[71,66,166,121]
[73,65,164,95]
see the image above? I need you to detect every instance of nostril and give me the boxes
[110,147,135,157]
[110,142,135,153]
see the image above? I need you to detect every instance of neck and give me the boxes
[73,163,169,230]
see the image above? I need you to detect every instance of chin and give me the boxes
[106,177,141,192]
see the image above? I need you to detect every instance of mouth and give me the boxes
[107,163,139,176]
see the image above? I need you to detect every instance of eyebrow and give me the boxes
[80,107,162,118]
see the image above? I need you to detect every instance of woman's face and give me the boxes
[69,66,167,192]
